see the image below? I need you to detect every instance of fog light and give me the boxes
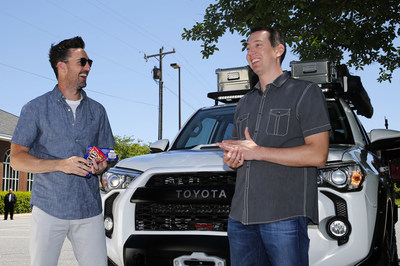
[104,216,114,231]
[326,216,351,240]
[330,220,347,237]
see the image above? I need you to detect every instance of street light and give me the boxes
[170,63,182,129]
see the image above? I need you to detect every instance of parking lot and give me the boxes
[1,211,400,265]
[0,213,77,266]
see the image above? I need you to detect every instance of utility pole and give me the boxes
[170,63,182,129]
[144,47,175,140]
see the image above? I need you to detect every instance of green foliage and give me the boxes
[182,0,400,82]
[0,191,31,214]
[394,182,400,198]
[112,135,150,161]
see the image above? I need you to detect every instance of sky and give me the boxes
[1,0,399,144]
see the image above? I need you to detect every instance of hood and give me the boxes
[115,145,359,172]
[326,145,360,163]
[116,148,225,172]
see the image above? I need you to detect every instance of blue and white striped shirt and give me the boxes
[12,86,115,219]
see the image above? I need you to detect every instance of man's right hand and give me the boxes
[216,142,244,169]
[64,156,91,176]
[10,143,92,177]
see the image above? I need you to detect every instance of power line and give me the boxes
[85,0,166,50]
[2,2,212,116]
[48,1,212,109]
[48,1,143,52]
[84,0,213,106]
[0,62,158,108]
[85,89,158,108]
[0,13,194,111]
[0,62,55,82]
[0,9,61,39]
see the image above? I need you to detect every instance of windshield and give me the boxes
[171,100,353,150]
[327,100,354,145]
[171,105,235,150]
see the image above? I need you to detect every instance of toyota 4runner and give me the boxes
[100,61,400,266]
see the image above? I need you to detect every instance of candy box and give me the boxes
[85,146,107,166]
[84,146,119,178]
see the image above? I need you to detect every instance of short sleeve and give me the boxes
[297,83,331,137]
[97,105,116,148]
[11,102,39,148]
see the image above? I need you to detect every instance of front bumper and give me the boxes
[123,235,229,266]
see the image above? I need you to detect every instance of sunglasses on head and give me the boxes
[63,57,93,67]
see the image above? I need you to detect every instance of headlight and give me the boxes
[101,168,142,192]
[318,163,364,191]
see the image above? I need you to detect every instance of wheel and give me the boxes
[376,216,398,265]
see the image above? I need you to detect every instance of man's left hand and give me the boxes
[90,159,108,175]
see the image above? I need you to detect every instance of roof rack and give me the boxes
[208,66,257,105]
[207,89,250,105]
[208,61,373,118]
[290,60,373,118]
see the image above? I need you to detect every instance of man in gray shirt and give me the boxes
[217,27,331,266]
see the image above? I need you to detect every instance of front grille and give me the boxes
[134,172,236,232]
[146,172,236,187]
[335,200,348,217]
[321,191,348,218]
[135,203,230,231]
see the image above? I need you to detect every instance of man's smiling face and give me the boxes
[246,30,280,77]
[63,48,91,90]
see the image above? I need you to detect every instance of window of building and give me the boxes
[2,149,19,191]
[27,173,34,192]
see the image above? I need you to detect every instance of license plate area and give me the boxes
[173,252,225,266]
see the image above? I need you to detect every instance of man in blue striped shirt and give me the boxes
[11,36,115,266]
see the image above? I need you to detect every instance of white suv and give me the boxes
[101,62,400,266]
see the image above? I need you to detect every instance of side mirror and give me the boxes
[368,129,400,152]
[368,129,400,181]
[149,139,169,153]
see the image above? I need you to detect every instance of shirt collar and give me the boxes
[52,85,87,101]
[254,71,291,91]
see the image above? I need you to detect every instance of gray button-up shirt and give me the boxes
[12,86,115,219]
[229,72,331,225]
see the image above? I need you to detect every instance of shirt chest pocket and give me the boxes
[266,108,290,136]
[77,116,99,144]
[235,113,249,140]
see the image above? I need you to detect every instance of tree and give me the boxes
[182,0,400,82]
[112,136,150,161]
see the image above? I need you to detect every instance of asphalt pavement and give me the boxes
[1,211,400,265]
[0,213,77,266]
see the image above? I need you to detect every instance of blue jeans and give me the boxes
[228,217,310,266]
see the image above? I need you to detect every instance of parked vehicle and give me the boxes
[101,61,400,266]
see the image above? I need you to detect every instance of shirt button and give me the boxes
[75,139,79,143]
[68,109,71,112]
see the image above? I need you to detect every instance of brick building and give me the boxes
[0,109,32,192]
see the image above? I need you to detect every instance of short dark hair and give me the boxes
[49,36,85,78]
[249,27,286,64]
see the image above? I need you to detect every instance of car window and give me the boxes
[172,100,352,150]
[172,105,235,149]
[327,100,354,145]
